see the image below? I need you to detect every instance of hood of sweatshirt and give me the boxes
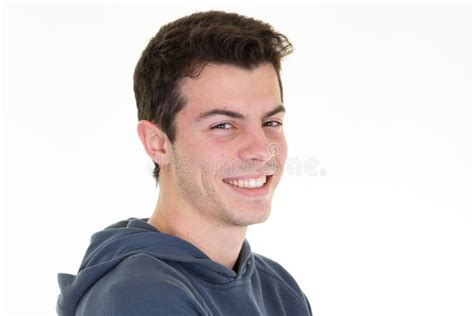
[57,218,255,315]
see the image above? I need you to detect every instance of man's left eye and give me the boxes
[264,121,283,127]
[211,121,283,130]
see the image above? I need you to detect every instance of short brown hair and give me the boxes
[133,10,293,185]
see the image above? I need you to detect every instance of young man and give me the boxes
[57,11,312,315]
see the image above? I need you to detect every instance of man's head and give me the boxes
[134,10,293,184]
[135,11,292,227]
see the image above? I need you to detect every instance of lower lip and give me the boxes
[223,175,273,197]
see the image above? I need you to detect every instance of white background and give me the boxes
[1,1,472,315]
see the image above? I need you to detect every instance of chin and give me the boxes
[229,207,272,227]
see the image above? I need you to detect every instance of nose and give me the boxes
[238,127,276,164]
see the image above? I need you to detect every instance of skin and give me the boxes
[137,63,287,271]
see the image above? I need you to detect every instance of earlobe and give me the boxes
[136,120,171,166]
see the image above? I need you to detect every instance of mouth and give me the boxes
[222,174,273,197]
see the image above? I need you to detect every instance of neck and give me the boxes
[147,182,247,271]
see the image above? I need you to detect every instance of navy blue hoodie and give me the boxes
[57,218,312,315]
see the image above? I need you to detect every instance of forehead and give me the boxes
[177,63,282,118]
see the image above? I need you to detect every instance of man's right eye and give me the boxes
[211,123,234,129]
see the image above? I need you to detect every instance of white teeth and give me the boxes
[224,175,267,188]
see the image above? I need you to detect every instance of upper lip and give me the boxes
[223,173,273,181]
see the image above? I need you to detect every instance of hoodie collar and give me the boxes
[80,218,255,284]
[58,218,255,315]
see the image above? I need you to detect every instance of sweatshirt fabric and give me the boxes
[56,218,312,315]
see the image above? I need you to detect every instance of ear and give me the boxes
[136,120,172,166]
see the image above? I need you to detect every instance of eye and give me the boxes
[264,120,283,127]
[211,123,234,129]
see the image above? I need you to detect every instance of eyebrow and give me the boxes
[196,104,286,122]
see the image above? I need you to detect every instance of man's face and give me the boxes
[165,63,287,227]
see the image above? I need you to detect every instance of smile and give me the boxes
[223,175,267,188]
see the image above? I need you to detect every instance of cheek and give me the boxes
[277,143,288,164]
[174,144,209,177]
[273,137,287,162]
[193,151,228,178]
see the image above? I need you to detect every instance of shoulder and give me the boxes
[253,253,311,311]
[76,253,205,316]
[253,253,301,290]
